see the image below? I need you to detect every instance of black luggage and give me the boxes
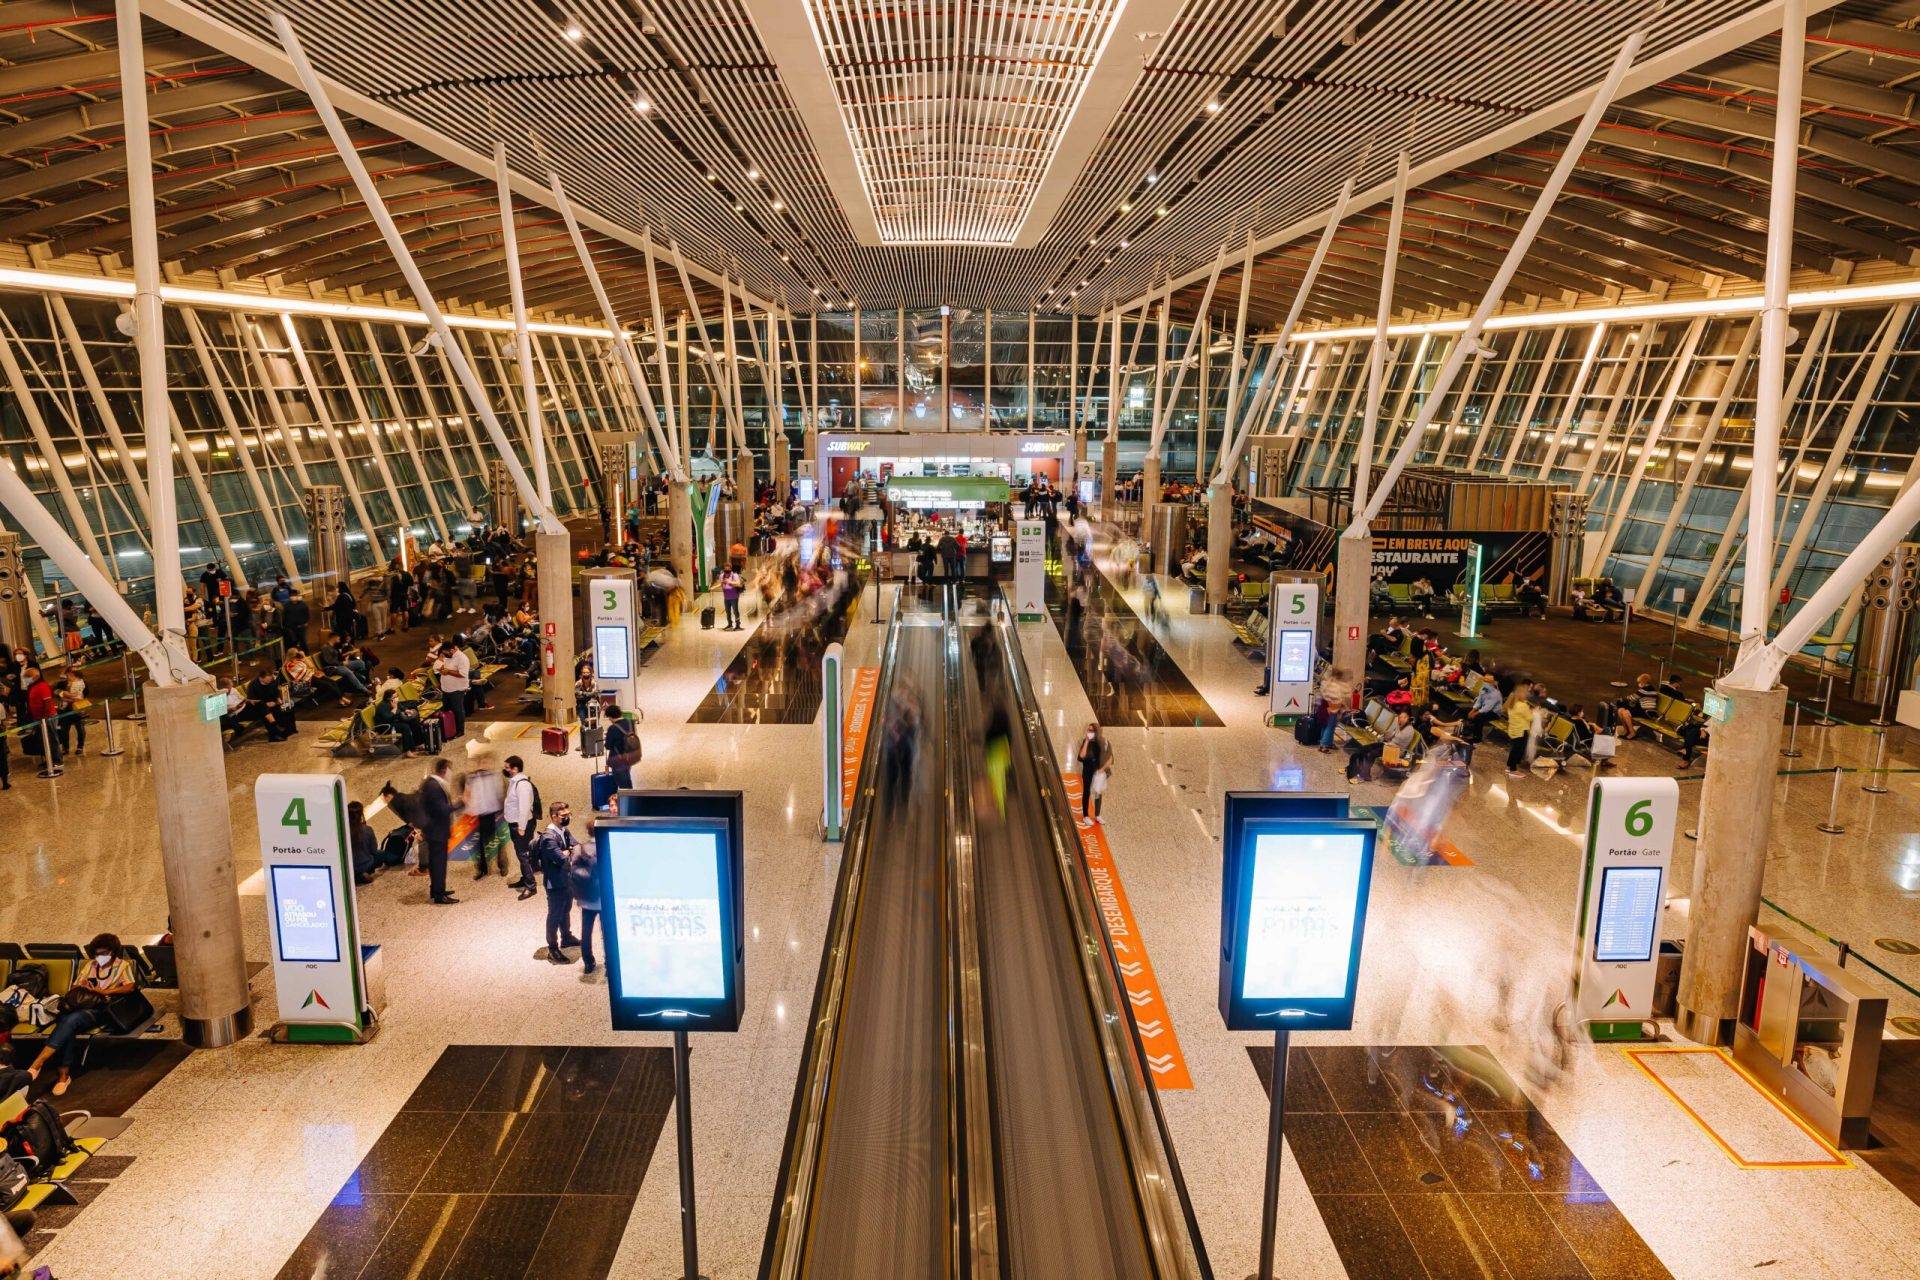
[700,604,716,630]
[378,827,414,867]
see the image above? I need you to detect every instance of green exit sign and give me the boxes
[200,692,228,723]
[1702,689,1731,724]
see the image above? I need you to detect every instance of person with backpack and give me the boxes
[719,566,744,631]
[502,755,540,899]
[602,700,640,793]
[532,801,582,963]
[25,933,137,1096]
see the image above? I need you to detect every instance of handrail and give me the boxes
[757,596,919,1279]
[991,599,1213,1280]
[942,586,1002,1277]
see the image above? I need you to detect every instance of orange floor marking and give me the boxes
[841,667,880,812]
[1062,774,1193,1090]
[1620,1045,1850,1170]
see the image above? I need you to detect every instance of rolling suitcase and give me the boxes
[541,725,569,756]
[590,770,619,811]
[578,725,604,758]
[700,604,716,630]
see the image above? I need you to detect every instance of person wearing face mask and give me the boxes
[532,801,582,963]
[26,933,138,1096]
[1075,722,1111,821]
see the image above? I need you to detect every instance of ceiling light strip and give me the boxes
[0,266,618,339]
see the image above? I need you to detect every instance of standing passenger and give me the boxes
[534,801,581,962]
[421,758,459,904]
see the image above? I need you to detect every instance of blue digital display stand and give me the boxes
[596,791,744,1280]
[1218,793,1376,1280]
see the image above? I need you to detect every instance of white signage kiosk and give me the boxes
[1266,581,1319,723]
[1014,519,1047,621]
[1574,776,1677,1041]
[587,572,641,710]
[256,774,380,1043]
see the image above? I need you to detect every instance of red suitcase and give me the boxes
[541,725,569,757]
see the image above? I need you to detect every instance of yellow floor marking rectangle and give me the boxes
[1622,1045,1849,1170]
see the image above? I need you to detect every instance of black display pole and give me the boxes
[1253,1027,1289,1280]
[673,1027,706,1280]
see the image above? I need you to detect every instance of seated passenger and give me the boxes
[246,665,298,742]
[26,933,139,1097]
[373,689,426,756]
[1516,577,1548,617]
[1347,710,1417,782]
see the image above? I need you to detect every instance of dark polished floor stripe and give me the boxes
[1046,552,1223,728]
[688,572,866,725]
[275,1045,674,1280]
[1247,1044,1672,1280]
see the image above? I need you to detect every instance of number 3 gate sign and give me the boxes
[1573,776,1677,1041]
[256,775,373,1043]
[1267,582,1319,724]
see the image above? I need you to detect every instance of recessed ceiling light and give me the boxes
[1120,201,1132,213]
[562,17,584,42]
[1204,98,1222,114]
[810,286,821,296]
[770,198,785,212]
[745,166,762,181]
[1155,205,1169,217]
[1144,172,1159,186]
[1079,278,1090,287]
[779,252,791,262]
[732,202,744,212]
[1119,239,1129,248]
[705,171,718,182]
[632,93,652,113]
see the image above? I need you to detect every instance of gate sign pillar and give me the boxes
[1267,581,1319,724]
[256,774,378,1043]
[1575,776,1677,1041]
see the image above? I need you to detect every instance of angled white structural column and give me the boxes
[1333,151,1409,684]
[1676,0,1812,1046]
[114,0,250,1049]
[495,138,574,727]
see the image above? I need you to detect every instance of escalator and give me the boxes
[761,584,1210,1280]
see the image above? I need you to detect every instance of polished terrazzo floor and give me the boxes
[5,562,1920,1278]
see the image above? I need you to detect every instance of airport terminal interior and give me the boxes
[9,0,1920,1276]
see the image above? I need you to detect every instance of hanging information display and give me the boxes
[256,774,374,1042]
[1220,807,1376,1032]
[1266,582,1319,723]
[1573,776,1677,1040]
[1014,520,1047,621]
[599,811,745,1032]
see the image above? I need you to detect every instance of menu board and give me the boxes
[1242,829,1368,1002]
[606,826,727,1004]
[271,864,340,964]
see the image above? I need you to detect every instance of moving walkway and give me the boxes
[761,584,1210,1280]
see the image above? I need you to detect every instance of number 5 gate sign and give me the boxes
[1573,776,1677,1041]
[256,774,371,1042]
[1267,582,1319,724]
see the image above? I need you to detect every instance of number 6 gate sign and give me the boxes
[1573,776,1677,1041]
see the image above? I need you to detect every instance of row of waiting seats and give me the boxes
[0,940,170,1049]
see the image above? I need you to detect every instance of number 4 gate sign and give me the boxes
[256,775,374,1043]
[1573,776,1677,1042]
[1267,582,1319,725]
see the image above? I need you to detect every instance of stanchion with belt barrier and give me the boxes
[98,694,126,758]
[1862,732,1891,795]
[35,719,62,780]
[1816,764,1847,834]
[1780,700,1804,759]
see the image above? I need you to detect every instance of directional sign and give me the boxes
[1574,776,1676,1041]
[256,774,368,1042]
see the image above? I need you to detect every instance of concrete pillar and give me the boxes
[487,458,520,534]
[668,480,695,592]
[1676,681,1789,1046]
[1206,482,1232,609]
[534,529,574,727]
[1141,453,1161,510]
[0,531,30,655]
[1332,532,1372,682]
[773,434,791,493]
[735,448,756,508]
[148,680,252,1047]
[1100,438,1118,522]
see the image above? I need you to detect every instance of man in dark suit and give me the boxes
[281,592,312,652]
[420,758,459,905]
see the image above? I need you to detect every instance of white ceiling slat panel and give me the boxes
[167,0,1787,316]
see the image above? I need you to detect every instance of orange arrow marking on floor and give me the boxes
[842,667,880,812]
[1062,774,1192,1090]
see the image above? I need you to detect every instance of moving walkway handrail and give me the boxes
[942,586,1004,1277]
[992,601,1214,1280]
[758,600,936,1278]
